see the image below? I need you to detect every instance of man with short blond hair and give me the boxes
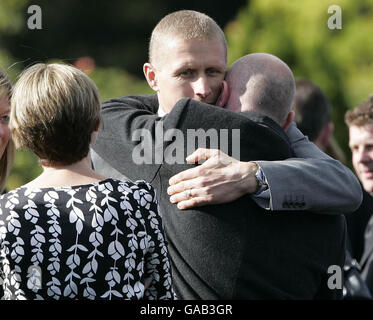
[143,10,227,114]
[148,10,227,65]
[346,96,373,195]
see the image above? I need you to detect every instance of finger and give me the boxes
[169,187,207,203]
[185,148,218,163]
[176,196,214,210]
[168,177,201,195]
[169,189,191,204]
[169,166,201,186]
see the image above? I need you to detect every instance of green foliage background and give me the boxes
[1,0,372,190]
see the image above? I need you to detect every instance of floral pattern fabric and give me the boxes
[0,178,173,300]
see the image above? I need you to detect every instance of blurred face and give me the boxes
[145,37,226,113]
[0,93,10,158]
[349,123,373,195]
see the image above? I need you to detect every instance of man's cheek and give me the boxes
[181,86,195,99]
[209,87,223,104]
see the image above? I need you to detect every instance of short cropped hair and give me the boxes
[345,95,373,128]
[0,69,15,192]
[149,10,227,66]
[10,63,101,166]
[226,53,295,125]
[293,79,331,141]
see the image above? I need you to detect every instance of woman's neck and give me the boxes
[24,155,107,189]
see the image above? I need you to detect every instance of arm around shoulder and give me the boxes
[255,122,363,214]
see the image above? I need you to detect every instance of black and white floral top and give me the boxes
[0,178,174,300]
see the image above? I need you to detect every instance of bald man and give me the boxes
[224,53,295,125]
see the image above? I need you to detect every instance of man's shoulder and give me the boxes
[241,111,292,148]
[102,94,159,113]
[168,98,294,161]
[170,98,254,126]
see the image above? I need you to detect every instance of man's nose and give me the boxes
[193,76,211,99]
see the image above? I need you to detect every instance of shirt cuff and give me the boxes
[251,189,271,210]
[251,165,271,210]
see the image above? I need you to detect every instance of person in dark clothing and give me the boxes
[346,96,373,295]
[290,77,372,299]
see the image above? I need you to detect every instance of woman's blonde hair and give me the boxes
[0,69,15,192]
[10,63,101,166]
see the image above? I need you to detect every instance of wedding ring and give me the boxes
[188,189,193,198]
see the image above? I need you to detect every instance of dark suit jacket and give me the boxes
[353,190,373,292]
[346,188,373,261]
[92,94,346,299]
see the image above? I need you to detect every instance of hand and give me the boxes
[167,148,259,210]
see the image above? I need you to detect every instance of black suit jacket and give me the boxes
[92,94,346,299]
[346,188,373,261]
[353,190,373,292]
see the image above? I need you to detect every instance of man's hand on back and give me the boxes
[167,148,259,209]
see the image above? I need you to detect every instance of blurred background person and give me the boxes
[0,69,15,193]
[346,96,373,296]
[293,78,372,299]
[293,78,346,163]
[0,63,173,300]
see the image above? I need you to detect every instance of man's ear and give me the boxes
[216,80,229,107]
[282,111,295,131]
[315,122,334,150]
[143,63,158,91]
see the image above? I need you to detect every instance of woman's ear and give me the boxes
[143,63,159,91]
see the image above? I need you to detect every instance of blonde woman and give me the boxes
[0,63,173,300]
[0,69,14,192]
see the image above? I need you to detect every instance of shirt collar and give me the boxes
[157,106,167,117]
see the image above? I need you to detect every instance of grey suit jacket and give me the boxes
[256,122,362,213]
